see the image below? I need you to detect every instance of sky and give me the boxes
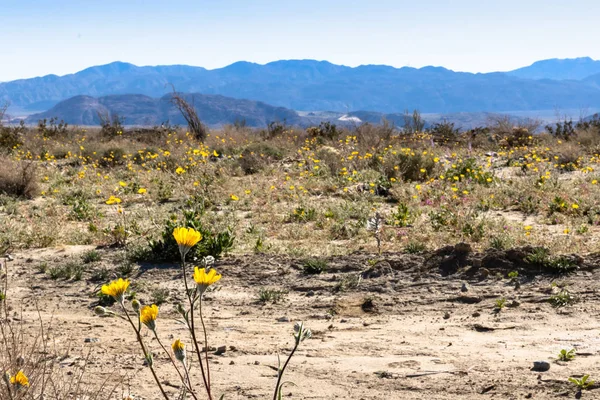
[1,0,599,81]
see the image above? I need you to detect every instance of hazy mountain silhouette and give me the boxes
[26,93,303,127]
[4,58,600,114]
[506,57,600,81]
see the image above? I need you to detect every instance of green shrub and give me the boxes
[148,209,235,261]
[302,258,328,275]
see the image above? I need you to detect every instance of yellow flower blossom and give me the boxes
[173,227,202,256]
[10,370,29,388]
[138,188,147,194]
[230,194,239,201]
[172,339,186,361]
[140,304,158,331]
[193,267,222,294]
[106,196,122,205]
[101,278,130,303]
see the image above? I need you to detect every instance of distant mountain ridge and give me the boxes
[25,93,538,130]
[506,57,600,80]
[4,57,600,115]
[26,93,303,127]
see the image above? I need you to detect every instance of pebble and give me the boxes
[277,316,290,322]
[531,361,550,372]
[461,282,469,292]
[84,338,100,343]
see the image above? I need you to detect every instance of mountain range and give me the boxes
[3,57,600,126]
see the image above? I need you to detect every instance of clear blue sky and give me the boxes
[1,0,599,81]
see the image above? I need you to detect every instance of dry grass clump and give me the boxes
[0,159,39,199]
[0,259,119,399]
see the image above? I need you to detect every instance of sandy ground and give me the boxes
[4,246,600,399]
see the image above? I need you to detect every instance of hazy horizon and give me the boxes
[2,0,600,81]
[1,56,599,83]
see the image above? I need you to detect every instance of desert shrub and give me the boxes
[355,120,395,151]
[132,147,159,165]
[404,241,426,254]
[402,109,426,134]
[489,116,540,147]
[302,258,328,274]
[236,142,285,175]
[444,158,494,185]
[382,150,435,182]
[504,127,534,147]
[546,119,576,141]
[307,121,340,142]
[258,287,288,303]
[82,249,102,263]
[313,145,343,175]
[99,147,127,167]
[260,120,287,139]
[429,121,461,143]
[148,209,235,261]
[287,206,317,223]
[0,120,25,152]
[388,203,414,227]
[37,117,68,138]
[552,143,581,171]
[429,207,457,231]
[0,159,39,198]
[98,111,125,139]
[525,248,578,274]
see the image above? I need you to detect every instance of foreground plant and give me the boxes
[569,374,594,392]
[558,349,576,362]
[273,322,312,400]
[3,370,30,397]
[96,227,310,399]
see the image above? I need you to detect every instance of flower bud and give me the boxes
[131,299,141,313]
[94,306,108,316]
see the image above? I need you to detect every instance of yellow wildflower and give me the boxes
[101,278,130,303]
[140,304,158,331]
[193,267,222,294]
[106,196,122,205]
[173,227,202,256]
[230,194,239,201]
[10,370,29,388]
[172,339,186,362]
[138,188,147,194]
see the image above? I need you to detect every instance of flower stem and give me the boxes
[272,341,300,400]
[122,304,169,400]
[153,330,198,400]
[181,254,213,400]
[199,298,212,390]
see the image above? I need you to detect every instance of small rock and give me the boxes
[461,282,469,292]
[215,346,227,355]
[306,290,315,297]
[508,300,521,308]
[472,312,481,318]
[277,317,290,323]
[531,361,550,372]
[443,312,451,320]
[84,338,99,343]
